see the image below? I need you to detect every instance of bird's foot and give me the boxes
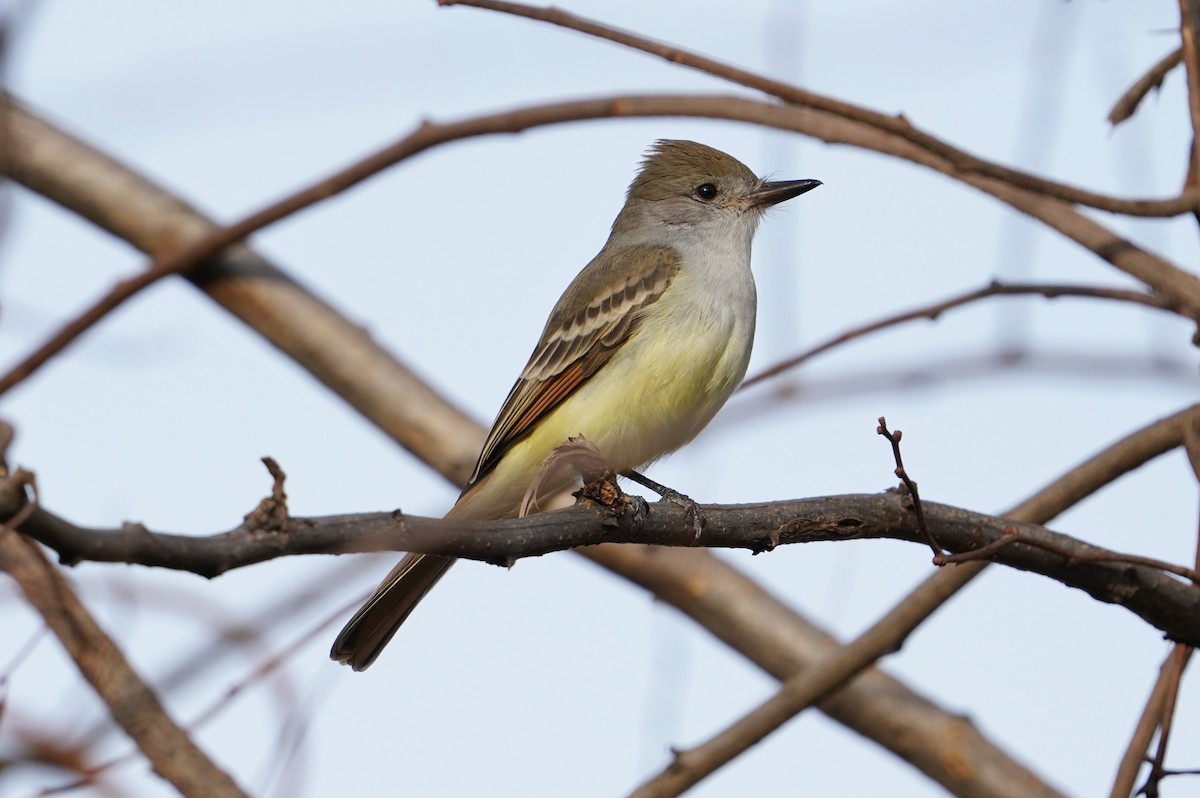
[620,469,705,544]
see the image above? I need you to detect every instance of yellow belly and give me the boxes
[451,301,753,521]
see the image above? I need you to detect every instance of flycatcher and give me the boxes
[331,140,820,670]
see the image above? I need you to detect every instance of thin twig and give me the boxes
[443,0,1200,320]
[875,418,941,558]
[445,0,1199,218]
[742,281,1174,389]
[939,529,1200,584]
[1109,47,1184,126]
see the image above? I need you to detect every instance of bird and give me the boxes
[331,139,820,670]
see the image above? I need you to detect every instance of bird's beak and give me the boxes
[749,178,822,208]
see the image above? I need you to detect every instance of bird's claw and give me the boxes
[620,469,706,544]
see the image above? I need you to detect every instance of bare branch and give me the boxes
[1180,1,1200,212]
[876,418,941,557]
[1110,649,1193,798]
[824,115,1200,322]
[1109,47,1183,127]
[939,530,1199,584]
[434,1,1200,321]
[1118,416,1200,797]
[446,0,1198,218]
[6,479,1199,647]
[1138,645,1192,797]
[743,281,1175,389]
[629,548,982,798]
[9,84,1200,371]
[3,92,804,395]
[0,531,248,797]
[632,400,1200,796]
[614,387,1200,798]
[0,96,483,480]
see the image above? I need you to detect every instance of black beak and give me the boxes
[750,178,822,208]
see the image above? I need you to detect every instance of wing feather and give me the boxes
[466,245,679,486]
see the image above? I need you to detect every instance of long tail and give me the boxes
[330,461,557,670]
[329,553,456,671]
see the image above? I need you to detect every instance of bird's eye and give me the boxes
[695,183,718,201]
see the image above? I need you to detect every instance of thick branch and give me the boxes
[8,487,1199,648]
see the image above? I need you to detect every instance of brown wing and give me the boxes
[465,245,679,487]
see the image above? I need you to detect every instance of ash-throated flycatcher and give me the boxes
[331,140,820,670]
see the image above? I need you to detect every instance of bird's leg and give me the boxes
[620,469,705,544]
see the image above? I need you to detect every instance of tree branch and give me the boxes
[6,479,1198,647]
[631,399,1200,797]
[628,550,984,798]
[445,0,1198,218]
[1110,649,1191,798]
[0,530,248,797]
[1109,47,1184,127]
[3,92,810,396]
[0,95,483,480]
[1179,1,1200,209]
[743,281,1175,389]
[440,1,1200,323]
[6,49,1200,399]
